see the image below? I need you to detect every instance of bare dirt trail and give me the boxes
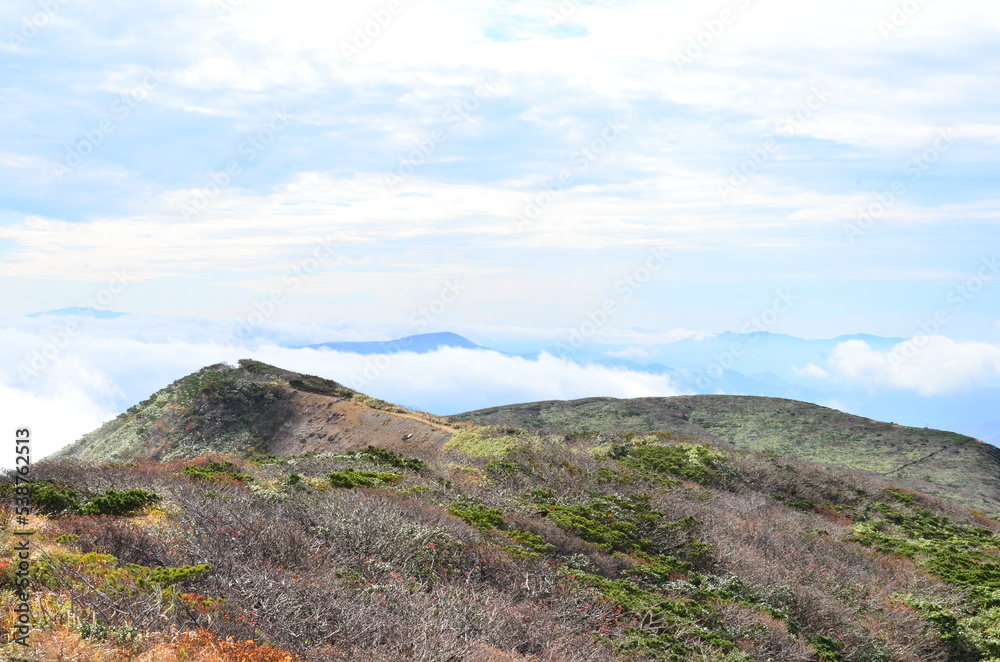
[264,391,456,460]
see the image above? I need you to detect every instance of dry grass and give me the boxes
[4,423,1000,661]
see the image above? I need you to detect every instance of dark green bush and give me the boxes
[507,529,553,553]
[143,563,212,586]
[356,445,425,471]
[183,461,251,483]
[80,489,160,516]
[619,443,722,483]
[32,483,82,514]
[327,469,403,488]
[447,502,506,532]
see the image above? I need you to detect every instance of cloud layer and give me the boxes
[2,0,999,340]
[830,337,1000,395]
[0,317,684,466]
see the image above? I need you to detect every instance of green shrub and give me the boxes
[143,563,212,586]
[32,484,82,514]
[183,461,251,483]
[356,445,425,470]
[545,494,662,553]
[447,502,506,532]
[80,489,160,516]
[444,427,523,458]
[327,469,403,488]
[849,499,1000,660]
[618,443,723,483]
[567,568,732,660]
[288,376,352,397]
[507,529,553,553]
[78,621,141,645]
[237,359,273,375]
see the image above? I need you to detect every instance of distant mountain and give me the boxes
[27,306,128,319]
[299,331,495,354]
[575,331,904,382]
[454,394,1000,516]
[53,360,457,463]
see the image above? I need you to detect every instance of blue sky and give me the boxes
[1,0,999,458]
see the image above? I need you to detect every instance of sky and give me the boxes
[1,0,999,460]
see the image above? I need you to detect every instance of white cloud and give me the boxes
[0,381,116,465]
[792,363,829,379]
[0,319,684,466]
[252,346,684,414]
[829,337,1000,396]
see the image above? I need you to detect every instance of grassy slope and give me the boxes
[6,427,1000,661]
[52,360,357,464]
[454,395,1000,516]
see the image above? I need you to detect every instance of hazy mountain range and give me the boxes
[19,310,1000,448]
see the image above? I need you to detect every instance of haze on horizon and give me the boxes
[1,0,999,460]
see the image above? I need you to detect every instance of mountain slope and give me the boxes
[11,400,1000,661]
[16,360,1000,661]
[53,359,456,463]
[454,394,1000,516]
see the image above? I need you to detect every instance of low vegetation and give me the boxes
[5,424,1000,661]
[455,395,1000,516]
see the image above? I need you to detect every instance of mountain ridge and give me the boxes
[453,394,1000,516]
[53,359,1000,517]
[53,359,459,464]
[21,359,1000,661]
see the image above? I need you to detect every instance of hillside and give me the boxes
[453,395,1000,517]
[53,359,458,464]
[7,363,1000,660]
[7,413,1000,660]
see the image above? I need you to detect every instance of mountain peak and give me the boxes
[54,359,456,464]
